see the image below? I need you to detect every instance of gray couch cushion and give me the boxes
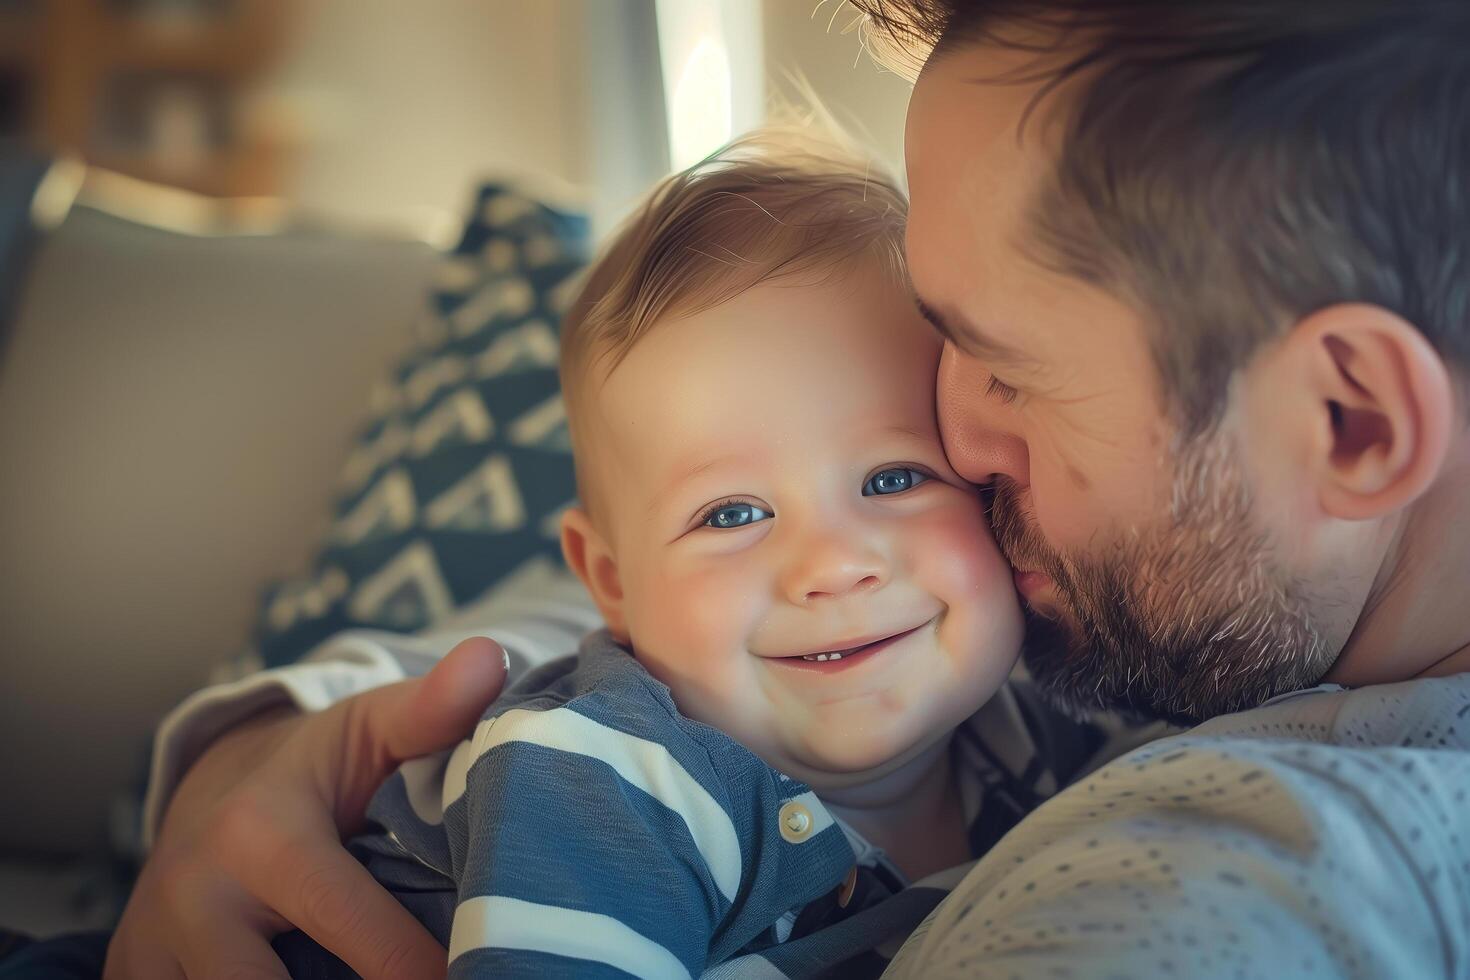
[0,204,437,853]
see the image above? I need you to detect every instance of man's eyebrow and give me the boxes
[915,297,1032,367]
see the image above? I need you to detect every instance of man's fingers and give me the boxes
[389,635,508,759]
[216,794,446,980]
[192,637,501,979]
[312,636,508,822]
[180,917,290,980]
[249,838,447,980]
[103,930,186,980]
[110,641,504,980]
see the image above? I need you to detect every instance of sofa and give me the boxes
[0,174,441,935]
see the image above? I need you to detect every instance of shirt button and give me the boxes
[780,801,813,843]
[837,865,859,908]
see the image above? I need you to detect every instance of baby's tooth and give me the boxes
[799,650,850,663]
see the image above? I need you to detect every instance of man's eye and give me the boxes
[984,374,1019,404]
[863,467,930,496]
[701,501,772,529]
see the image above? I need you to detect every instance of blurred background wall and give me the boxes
[264,0,593,232]
[257,0,911,233]
[0,0,912,935]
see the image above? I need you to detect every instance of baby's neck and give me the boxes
[818,735,970,883]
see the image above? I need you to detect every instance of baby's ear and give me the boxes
[560,506,629,640]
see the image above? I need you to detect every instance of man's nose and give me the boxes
[780,525,889,605]
[937,342,1030,487]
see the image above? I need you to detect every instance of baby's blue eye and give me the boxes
[863,468,929,496]
[703,502,772,529]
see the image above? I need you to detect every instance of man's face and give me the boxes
[586,271,1022,788]
[906,43,1334,722]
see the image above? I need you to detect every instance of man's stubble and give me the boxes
[990,433,1338,724]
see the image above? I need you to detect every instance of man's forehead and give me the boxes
[910,47,1030,161]
[905,46,1067,331]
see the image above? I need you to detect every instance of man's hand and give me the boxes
[105,636,508,980]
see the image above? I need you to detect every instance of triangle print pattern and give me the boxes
[253,184,589,667]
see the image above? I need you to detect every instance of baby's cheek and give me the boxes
[903,503,1024,717]
[689,561,768,639]
[636,559,763,657]
[906,498,1013,601]
[631,559,778,753]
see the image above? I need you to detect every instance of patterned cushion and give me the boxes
[254,185,589,667]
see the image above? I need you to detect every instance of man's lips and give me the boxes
[762,622,929,674]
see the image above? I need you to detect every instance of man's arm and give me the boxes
[105,637,508,980]
[142,600,598,847]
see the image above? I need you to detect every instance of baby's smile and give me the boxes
[760,619,934,668]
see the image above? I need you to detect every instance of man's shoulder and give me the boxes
[1113,672,1470,839]
[1194,670,1470,751]
[890,674,1470,979]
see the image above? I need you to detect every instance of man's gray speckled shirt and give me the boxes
[886,672,1470,980]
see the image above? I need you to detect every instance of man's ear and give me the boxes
[560,506,629,640]
[1291,304,1455,521]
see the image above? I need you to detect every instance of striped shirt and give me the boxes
[271,625,1118,979]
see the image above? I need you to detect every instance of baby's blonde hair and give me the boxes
[561,124,910,515]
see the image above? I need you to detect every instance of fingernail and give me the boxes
[502,646,511,674]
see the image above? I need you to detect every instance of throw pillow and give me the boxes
[254,184,588,667]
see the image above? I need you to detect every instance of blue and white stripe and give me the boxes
[375,631,853,978]
[270,626,1115,979]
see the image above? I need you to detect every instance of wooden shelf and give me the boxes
[3,0,291,198]
[107,11,284,74]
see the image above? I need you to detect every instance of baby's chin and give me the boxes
[777,721,944,791]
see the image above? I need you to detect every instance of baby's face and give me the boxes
[584,270,1022,789]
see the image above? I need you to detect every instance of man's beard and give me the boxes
[990,434,1337,725]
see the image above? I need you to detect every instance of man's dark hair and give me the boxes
[854,0,1470,431]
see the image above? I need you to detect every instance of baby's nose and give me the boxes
[781,533,888,605]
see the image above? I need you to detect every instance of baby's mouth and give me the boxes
[772,622,930,671]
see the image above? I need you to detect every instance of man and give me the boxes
[874,1,1469,974]
[106,1,1470,977]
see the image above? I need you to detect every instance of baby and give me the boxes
[284,131,1101,979]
